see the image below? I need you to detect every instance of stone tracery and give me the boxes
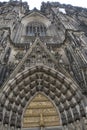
[26,22,46,36]
[0,1,87,130]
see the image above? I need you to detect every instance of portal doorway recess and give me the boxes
[23,93,61,128]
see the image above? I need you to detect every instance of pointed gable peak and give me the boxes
[4,37,70,85]
[9,37,59,79]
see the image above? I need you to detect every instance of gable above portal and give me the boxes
[21,11,51,27]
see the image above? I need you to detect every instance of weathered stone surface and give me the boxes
[0,0,87,130]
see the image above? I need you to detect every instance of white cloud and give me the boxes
[0,0,87,10]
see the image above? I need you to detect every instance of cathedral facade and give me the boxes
[0,0,87,130]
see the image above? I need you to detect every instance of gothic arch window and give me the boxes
[26,22,47,36]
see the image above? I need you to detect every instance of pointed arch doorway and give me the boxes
[22,93,62,130]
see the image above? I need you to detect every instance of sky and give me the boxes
[0,0,87,10]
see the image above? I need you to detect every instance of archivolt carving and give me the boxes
[0,65,86,129]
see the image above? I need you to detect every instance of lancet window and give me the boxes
[26,22,46,36]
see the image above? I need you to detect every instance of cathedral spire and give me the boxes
[9,0,22,3]
[20,0,22,13]
[19,0,24,18]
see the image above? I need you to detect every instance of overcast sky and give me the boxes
[1,0,87,10]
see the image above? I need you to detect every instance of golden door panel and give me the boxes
[23,93,61,128]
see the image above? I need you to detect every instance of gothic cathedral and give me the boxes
[0,0,87,130]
